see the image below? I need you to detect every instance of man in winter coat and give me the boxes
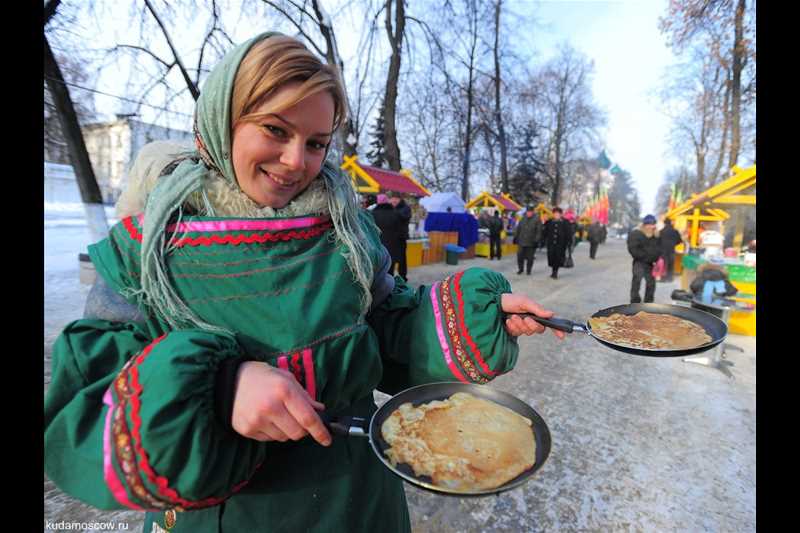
[514,207,544,275]
[543,207,571,279]
[388,192,412,281]
[659,218,683,282]
[370,194,404,277]
[488,210,504,260]
[627,214,661,303]
[587,221,605,260]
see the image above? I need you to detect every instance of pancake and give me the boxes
[588,311,712,350]
[380,392,536,492]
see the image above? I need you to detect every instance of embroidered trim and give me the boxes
[121,215,333,248]
[109,336,172,510]
[301,348,316,400]
[103,389,146,510]
[276,348,316,399]
[123,216,143,242]
[453,271,497,379]
[440,276,486,383]
[109,334,259,510]
[163,216,330,233]
[429,282,468,383]
[171,222,332,247]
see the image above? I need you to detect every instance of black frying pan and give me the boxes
[320,382,551,497]
[509,303,727,357]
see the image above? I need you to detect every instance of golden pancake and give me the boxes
[588,311,712,350]
[380,392,536,492]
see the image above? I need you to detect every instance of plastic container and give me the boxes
[444,244,467,265]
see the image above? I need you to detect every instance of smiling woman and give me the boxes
[44,31,564,533]
[231,86,334,208]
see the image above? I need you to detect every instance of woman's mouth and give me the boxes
[261,168,299,189]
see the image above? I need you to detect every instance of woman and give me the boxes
[44,33,562,533]
[542,207,571,279]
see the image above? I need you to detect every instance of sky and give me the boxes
[519,0,681,214]
[73,0,681,215]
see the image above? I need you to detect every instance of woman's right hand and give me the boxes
[231,361,332,447]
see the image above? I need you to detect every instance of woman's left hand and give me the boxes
[501,293,566,339]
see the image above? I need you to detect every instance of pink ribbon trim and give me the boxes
[136,214,329,233]
[102,389,145,510]
[429,282,468,383]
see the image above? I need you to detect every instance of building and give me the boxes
[80,115,193,203]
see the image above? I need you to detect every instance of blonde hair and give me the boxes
[231,35,347,131]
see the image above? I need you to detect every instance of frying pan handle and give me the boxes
[505,313,583,333]
[318,412,369,438]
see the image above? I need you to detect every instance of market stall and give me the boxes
[341,155,433,269]
[665,165,756,336]
[465,191,523,257]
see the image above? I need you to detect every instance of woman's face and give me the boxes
[231,83,334,208]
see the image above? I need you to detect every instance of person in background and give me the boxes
[488,210,504,260]
[690,263,738,305]
[446,206,452,213]
[587,220,604,260]
[388,192,411,281]
[658,218,683,282]
[371,194,404,278]
[543,207,570,279]
[627,214,661,303]
[514,206,544,275]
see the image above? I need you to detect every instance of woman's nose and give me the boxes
[280,140,306,172]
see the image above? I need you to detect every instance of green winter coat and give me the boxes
[44,209,520,533]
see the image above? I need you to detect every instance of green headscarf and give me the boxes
[133,32,376,333]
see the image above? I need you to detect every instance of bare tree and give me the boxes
[381,0,406,170]
[534,44,605,205]
[45,0,109,241]
[491,0,510,193]
[659,0,756,170]
[660,51,729,189]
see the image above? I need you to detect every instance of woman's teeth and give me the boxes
[263,169,296,186]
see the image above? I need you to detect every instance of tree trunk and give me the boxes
[383,0,405,171]
[461,56,476,202]
[44,34,109,242]
[493,0,509,193]
[728,0,745,171]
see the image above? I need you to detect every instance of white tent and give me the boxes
[419,192,466,213]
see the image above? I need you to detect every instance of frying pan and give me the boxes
[320,382,551,497]
[509,302,727,357]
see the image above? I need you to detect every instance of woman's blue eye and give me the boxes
[308,141,326,151]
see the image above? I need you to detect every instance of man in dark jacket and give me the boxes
[659,218,683,282]
[388,192,412,281]
[487,210,504,260]
[587,221,604,260]
[514,207,544,275]
[627,214,661,303]
[543,207,570,279]
[370,194,403,277]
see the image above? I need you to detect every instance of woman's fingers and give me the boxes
[500,293,555,318]
[284,388,332,447]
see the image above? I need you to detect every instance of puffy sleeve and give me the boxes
[44,320,265,511]
[367,267,519,390]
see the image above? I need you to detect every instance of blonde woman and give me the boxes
[45,32,562,533]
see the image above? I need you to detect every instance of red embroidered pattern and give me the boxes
[122,216,332,248]
[122,216,143,242]
[110,336,172,511]
[439,275,486,383]
[112,334,259,510]
[453,271,497,379]
[277,349,316,399]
